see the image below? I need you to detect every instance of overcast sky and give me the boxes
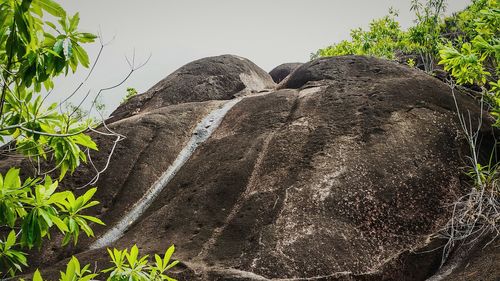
[53,0,471,115]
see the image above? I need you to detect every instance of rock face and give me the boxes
[110,55,276,122]
[6,55,498,280]
[269,62,302,83]
[449,239,500,281]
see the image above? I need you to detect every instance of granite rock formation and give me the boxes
[5,55,498,281]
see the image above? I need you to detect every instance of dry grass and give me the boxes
[437,81,499,265]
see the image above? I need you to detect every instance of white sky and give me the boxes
[52,0,471,115]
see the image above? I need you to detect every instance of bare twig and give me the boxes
[437,79,499,266]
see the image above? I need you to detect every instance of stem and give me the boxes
[0,21,17,120]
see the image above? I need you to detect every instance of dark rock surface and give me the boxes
[6,55,498,280]
[110,55,275,122]
[269,62,302,83]
[438,238,500,281]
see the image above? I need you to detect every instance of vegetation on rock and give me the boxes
[0,0,177,279]
[0,0,101,275]
[0,0,497,278]
[315,0,499,266]
[122,87,138,104]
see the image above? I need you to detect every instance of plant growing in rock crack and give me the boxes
[121,87,138,104]
[315,0,499,266]
[436,0,499,266]
[440,81,499,264]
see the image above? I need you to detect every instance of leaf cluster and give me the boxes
[438,0,499,87]
[30,245,179,281]
[121,87,137,104]
[0,168,104,276]
[313,10,407,60]
[314,0,448,71]
[0,0,105,276]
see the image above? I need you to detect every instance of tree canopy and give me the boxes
[0,0,178,279]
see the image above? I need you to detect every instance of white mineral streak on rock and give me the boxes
[90,98,242,249]
[90,83,276,249]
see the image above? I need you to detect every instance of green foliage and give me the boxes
[59,256,99,281]
[0,231,27,277]
[105,245,150,281]
[56,187,105,246]
[30,246,179,281]
[20,175,70,249]
[439,42,491,85]
[0,0,179,277]
[438,0,499,87]
[314,0,447,72]
[407,58,416,67]
[0,168,30,228]
[29,257,98,281]
[0,0,105,276]
[0,0,96,92]
[406,0,447,71]
[122,87,137,104]
[313,9,406,60]
[0,0,178,277]
[314,0,499,124]
[0,167,104,253]
[0,169,104,275]
[104,245,178,281]
[438,0,499,126]
[0,0,99,178]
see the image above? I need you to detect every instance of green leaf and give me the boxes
[5,230,16,249]
[33,269,44,281]
[45,20,57,30]
[59,161,69,180]
[14,7,31,42]
[53,38,64,54]
[38,209,53,227]
[69,12,80,31]
[36,0,65,17]
[47,190,69,205]
[166,260,180,271]
[127,244,139,266]
[72,44,90,68]
[51,214,69,233]
[73,133,98,150]
[77,32,97,43]
[4,168,21,189]
[65,256,76,279]
[155,254,163,269]
[163,245,175,268]
[80,215,105,225]
[74,216,93,236]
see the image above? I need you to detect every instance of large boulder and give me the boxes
[7,55,497,280]
[269,62,302,83]
[110,55,276,122]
